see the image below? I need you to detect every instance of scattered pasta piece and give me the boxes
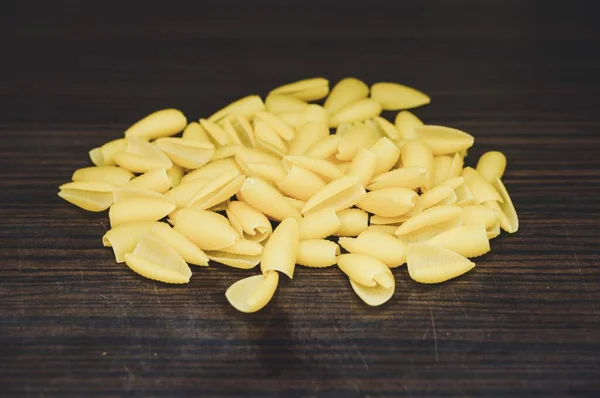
[301,176,366,215]
[72,166,134,187]
[350,278,395,307]
[297,240,340,268]
[109,197,176,227]
[225,271,279,313]
[394,111,423,140]
[339,229,407,268]
[337,254,393,288]
[102,221,156,263]
[150,222,209,266]
[427,224,490,258]
[334,208,369,237]
[208,95,265,123]
[407,244,475,284]
[477,151,507,182]
[371,82,430,111]
[154,137,215,169]
[269,77,329,101]
[174,208,239,251]
[329,98,382,127]
[261,218,299,278]
[58,181,114,212]
[127,168,172,193]
[226,201,272,242]
[324,77,369,114]
[357,187,418,217]
[124,109,187,140]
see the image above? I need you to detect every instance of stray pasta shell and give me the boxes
[324,77,369,114]
[367,166,427,191]
[269,77,329,101]
[253,119,288,156]
[336,123,379,161]
[407,244,475,284]
[371,82,430,110]
[150,222,209,266]
[188,172,246,210]
[349,278,395,307]
[298,104,329,127]
[102,221,156,263]
[124,109,186,140]
[461,204,497,229]
[462,167,503,204]
[419,184,456,210]
[427,224,490,258]
[283,155,344,182]
[255,111,295,141]
[329,98,382,127]
[154,137,215,169]
[182,122,212,143]
[113,137,173,173]
[238,177,301,221]
[414,125,475,156]
[72,166,134,187]
[182,158,240,183]
[225,271,279,313]
[337,254,392,287]
[164,178,210,208]
[199,118,231,146]
[347,148,377,187]
[400,139,434,189]
[277,111,301,129]
[370,137,401,175]
[493,177,519,233]
[371,116,399,141]
[112,187,172,203]
[477,151,507,182]
[297,208,342,240]
[288,121,330,155]
[230,115,256,148]
[166,165,184,188]
[239,159,287,184]
[357,187,418,217]
[397,218,462,244]
[284,197,306,211]
[304,134,343,159]
[261,218,299,278]
[109,197,176,227]
[206,251,261,269]
[89,138,128,166]
[486,218,501,239]
[265,94,308,114]
[449,152,464,179]
[277,165,327,201]
[127,168,172,193]
[301,176,366,215]
[394,111,423,140]
[395,205,463,236]
[334,208,369,237]
[174,208,239,250]
[124,233,191,284]
[226,201,272,242]
[58,181,114,212]
[297,239,340,268]
[208,95,265,123]
[339,230,407,268]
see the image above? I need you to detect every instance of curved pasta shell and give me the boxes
[346,149,376,187]
[284,197,306,211]
[394,111,423,140]
[238,177,301,221]
[371,116,399,141]
[336,123,379,161]
[288,121,330,155]
[419,184,456,210]
[339,229,407,268]
[337,254,392,287]
[199,118,231,146]
[221,118,244,146]
[304,134,343,159]
[166,165,184,188]
[112,187,172,203]
[395,205,462,236]
[400,139,434,189]
[397,218,462,244]
[370,137,401,175]
[297,239,340,268]
[414,125,474,156]
[174,208,239,250]
[109,197,175,227]
[220,239,263,256]
[154,137,215,169]
[150,222,209,266]
[357,187,418,217]
[329,98,382,128]
[462,167,503,204]
[72,166,133,187]
[102,221,156,263]
[448,152,464,179]
[265,94,308,114]
[296,208,342,240]
[124,109,186,140]
[208,95,265,123]
[261,218,299,279]
[269,77,329,101]
[181,158,241,183]
[334,208,369,237]
[324,77,369,114]
[255,111,296,141]
[477,151,507,182]
[226,201,272,243]
[486,219,501,239]
[277,165,327,201]
[431,155,452,187]
[350,278,395,307]
[210,144,242,161]
[225,271,279,313]
[209,199,231,212]
[365,225,398,235]
[124,233,192,284]
[493,177,519,233]
[253,119,289,155]
[206,251,261,269]
[127,168,172,193]
[283,155,344,182]
[301,176,366,215]
[58,181,114,212]
[367,166,427,191]
[89,138,128,166]
[188,172,246,210]
[235,146,280,164]
[460,204,497,229]
[232,115,257,147]
[164,178,209,208]
[113,137,173,173]
[182,122,212,144]
[298,104,329,127]
[407,244,475,284]
[371,82,430,110]
[277,111,301,129]
[427,224,490,258]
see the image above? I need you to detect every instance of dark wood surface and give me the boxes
[1,1,599,397]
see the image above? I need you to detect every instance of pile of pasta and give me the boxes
[58,77,518,312]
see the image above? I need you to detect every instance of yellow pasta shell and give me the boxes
[370,116,399,141]
[219,239,263,256]
[199,118,231,146]
[394,111,423,140]
[113,137,173,173]
[395,205,462,236]
[347,148,377,187]
[150,222,209,266]
[238,177,301,221]
[419,184,456,210]
[127,168,172,193]
[164,178,209,208]
[253,119,289,155]
[182,158,241,183]
[109,196,175,227]
[269,77,329,101]
[400,139,434,189]
[277,165,327,201]
[462,167,503,204]
[208,95,265,124]
[298,104,329,127]
[427,224,490,258]
[304,134,343,159]
[102,221,156,263]
[277,111,301,129]
[337,254,392,288]
[283,155,344,182]
[166,165,184,188]
[448,152,464,179]
[367,166,427,191]
[357,187,418,217]
[58,181,114,212]
[225,271,279,313]
[370,137,401,175]
[226,201,272,243]
[124,108,186,140]
[297,208,342,240]
[324,77,369,114]
[301,176,366,215]
[477,151,507,182]
[397,218,462,244]
[255,111,296,141]
[407,244,475,284]
[460,204,497,229]
[486,219,501,239]
[154,137,215,169]
[454,181,476,206]
[210,144,242,162]
[365,225,398,235]
[261,218,299,279]
[188,172,246,210]
[349,278,395,307]
[371,82,430,111]
[334,208,369,237]
[336,123,379,161]
[265,94,308,114]
[284,197,306,212]
[182,122,212,143]
[112,187,172,203]
[414,125,474,156]
[296,239,340,268]
[173,208,239,250]
[206,251,261,270]
[493,177,519,233]
[329,98,382,128]
[72,166,133,186]
[89,138,128,166]
[288,121,330,155]
[339,229,407,268]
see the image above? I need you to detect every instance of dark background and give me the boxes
[1,1,599,397]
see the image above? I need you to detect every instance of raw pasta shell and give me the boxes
[367,166,427,191]
[210,144,242,162]
[230,115,256,148]
[347,148,377,187]
[304,135,343,159]
[288,121,330,155]
[395,205,462,236]
[181,158,241,183]
[112,187,172,203]
[493,177,519,233]
[89,138,128,166]
[371,82,430,110]
[431,155,452,186]
[357,187,418,217]
[394,111,423,140]
[336,123,379,161]
[109,197,176,227]
[277,165,327,201]
[188,172,246,210]
[255,111,296,141]
[113,137,173,173]
[127,168,172,193]
[166,165,184,188]
[220,239,263,256]
[397,218,462,244]
[174,208,239,251]
[151,222,209,266]
[225,271,279,313]
[324,77,369,114]
[261,218,299,279]
[419,184,456,210]
[154,137,215,169]
[124,108,186,140]
[265,94,308,114]
[460,204,498,229]
[102,221,156,263]
[200,118,231,146]
[58,181,114,212]
[365,225,398,235]
[486,219,501,239]
[334,208,369,237]
[462,167,503,204]
[284,197,306,211]
[164,178,210,208]
[477,151,507,182]
[237,177,301,221]
[371,116,399,141]
[350,278,395,307]
[407,244,475,284]
[182,121,212,144]
[297,208,342,240]
[337,254,393,288]
[370,137,401,175]
[208,95,265,124]
[72,166,134,186]
[427,224,490,258]
[269,77,329,101]
[277,111,301,129]
[301,176,367,215]
[283,155,344,182]
[226,201,272,242]
[296,240,340,268]
[206,251,261,270]
[253,119,289,154]
[221,118,244,146]
[414,125,474,156]
[339,229,407,268]
[449,152,464,179]
[298,104,329,127]
[329,98,382,128]
[400,139,434,189]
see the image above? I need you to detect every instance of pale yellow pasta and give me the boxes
[124,108,186,140]
[261,218,299,278]
[58,181,114,212]
[346,148,377,187]
[220,120,244,145]
[324,77,369,114]
[283,155,344,182]
[277,111,301,129]
[188,172,246,210]
[486,219,501,239]
[337,162,352,174]
[284,197,306,211]
[269,77,329,101]
[431,155,452,186]
[296,239,340,268]
[288,121,330,155]
[238,160,286,184]
[440,176,465,190]
[335,123,353,137]
[395,205,463,236]
[396,217,462,244]
[334,208,369,237]
[108,196,175,227]
[400,139,434,189]
[72,166,134,187]
[414,125,474,156]
[301,176,366,215]
[89,138,128,166]
[255,111,295,141]
[461,167,503,204]
[209,199,231,212]
[112,187,172,203]
[253,119,289,156]
[181,121,212,143]
[492,177,519,233]
[338,229,407,268]
[336,123,379,161]
[154,137,215,169]
[454,181,476,206]
[174,208,239,250]
[113,137,173,173]
[460,204,498,229]
[150,222,209,266]
[477,151,507,182]
[367,166,427,191]
[448,152,464,179]
[329,98,382,128]
[419,184,456,210]
[357,187,418,217]
[228,115,256,148]
[297,208,342,240]
[199,118,231,146]
[220,239,263,256]
[365,225,398,235]
[304,134,343,159]
[237,177,301,221]
[372,116,399,141]
[210,145,242,161]
[337,254,393,288]
[127,168,172,193]
[208,95,265,123]
[298,104,329,127]
[394,111,423,140]
[205,251,261,269]
[407,244,475,284]
[349,278,395,307]
[226,201,272,243]
[427,224,490,258]
[276,165,327,201]
[370,82,430,111]
[181,158,240,183]
[102,221,156,263]
[164,178,210,208]
[166,165,184,188]
[235,146,280,164]
[225,271,279,313]
[265,94,308,114]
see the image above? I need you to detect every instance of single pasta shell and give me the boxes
[454,180,476,206]
[298,104,329,127]
[154,137,215,169]
[462,167,503,204]
[449,152,464,179]
[397,218,462,244]
[210,145,242,162]
[297,239,340,268]
[297,208,342,240]
[347,148,377,187]
[304,134,343,159]
[208,95,265,124]
[112,187,172,203]
[395,205,463,236]
[265,94,308,114]
[394,111,423,140]
[329,99,382,128]
[164,178,210,208]
[225,271,279,313]
[230,115,256,148]
[206,251,261,270]
[174,208,239,250]
[200,118,231,146]
[369,214,408,225]
[337,161,352,174]
[89,138,128,166]
[181,158,241,183]
[334,208,369,237]
[72,166,133,186]
[255,111,295,141]
[414,125,474,156]
[336,123,379,161]
[370,137,401,175]
[367,166,427,191]
[109,197,175,227]
[209,199,230,212]
[221,118,244,146]
[127,168,172,193]
[371,82,430,111]
[339,229,407,268]
[432,155,453,187]
[427,224,490,258]
[301,176,366,215]
[113,137,173,173]
[349,278,395,307]
[277,165,327,201]
[269,77,329,101]
[486,219,501,239]
[284,197,306,211]
[324,77,369,114]
[238,177,301,221]
[407,244,475,284]
[366,225,398,235]
[261,218,299,278]
[182,122,212,144]
[477,151,507,182]
[58,181,114,212]
[253,119,289,155]
[188,172,246,210]
[124,109,186,140]
[337,253,392,287]
[239,160,286,185]
[235,146,280,164]
[166,165,184,188]
[288,121,330,155]
[419,184,455,210]
[102,221,156,263]
[357,187,418,217]
[124,233,191,284]
[492,177,519,233]
[150,222,209,266]
[283,155,344,182]
[226,201,272,242]
[372,116,399,141]
[400,139,434,189]
[277,111,301,129]
[461,205,497,229]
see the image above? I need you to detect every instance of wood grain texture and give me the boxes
[1,1,599,397]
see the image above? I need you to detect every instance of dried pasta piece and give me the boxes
[220,239,263,256]
[492,177,519,233]
[181,158,240,183]
[230,115,256,148]
[209,199,230,212]
[337,254,393,288]
[154,137,215,169]
[188,172,246,210]
[112,187,172,203]
[298,104,329,126]
[346,148,377,187]
[336,123,379,161]
[265,94,308,114]
[72,166,134,187]
[414,125,475,156]
[349,278,395,307]
[454,180,476,206]
[369,214,409,225]
[124,109,186,140]
[182,121,212,144]
[369,137,400,175]
[166,165,184,188]
[225,271,279,313]
[236,146,280,164]
[431,155,452,186]
[419,184,456,210]
[334,208,369,237]
[150,222,209,266]
[477,151,507,182]
[462,167,503,204]
[460,204,498,229]
[301,176,366,215]
[237,177,301,221]
[427,224,490,258]
[58,181,114,212]
[367,166,427,191]
[394,111,423,140]
[337,161,352,174]
[206,251,261,269]
[400,139,434,189]
[208,95,265,123]
[174,208,239,250]
[269,77,329,101]
[277,165,327,201]
[283,155,344,182]
[357,187,418,217]
[365,225,398,235]
[226,201,272,243]
[372,116,399,141]
[297,208,342,240]
[486,219,501,239]
[338,229,407,268]
[237,160,286,185]
[284,197,306,211]
[407,244,475,284]
[199,118,231,146]
[448,152,464,179]
[221,120,244,145]
[329,98,382,127]
[371,82,430,110]
[395,205,463,236]
[261,218,299,278]
[102,221,156,263]
[296,240,340,268]
[277,111,301,129]
[113,137,173,173]
[253,119,289,155]
[89,138,128,166]
[109,196,176,227]
[164,178,210,208]
[304,134,343,159]
[127,168,172,193]
[124,233,192,284]
[324,77,369,114]
[288,121,330,155]
[210,144,242,161]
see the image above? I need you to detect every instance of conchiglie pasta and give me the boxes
[395,205,463,236]
[226,201,272,243]
[427,224,490,258]
[349,278,395,307]
[283,155,344,182]
[336,123,379,161]
[237,159,286,184]
[367,166,427,191]
[124,108,187,140]
[460,204,498,229]
[370,137,401,175]
[102,221,156,263]
[237,177,301,221]
[265,94,308,114]
[72,166,134,187]
[253,119,289,156]
[173,208,239,251]
[329,98,382,127]
[206,251,261,269]
[400,139,434,189]
[261,218,299,278]
[477,151,507,182]
[298,104,328,126]
[357,187,418,217]
[113,137,172,173]
[346,148,377,187]
[304,134,343,159]
[288,121,330,155]
[492,177,519,233]
[419,184,456,210]
[188,172,246,210]
[108,197,176,227]
[365,224,398,235]
[127,168,172,193]
[324,77,369,114]
[277,165,327,201]
[301,176,367,215]
[199,118,232,146]
[181,158,241,183]
[414,125,474,156]
[297,240,340,268]
[182,121,212,143]
[166,165,184,188]
[269,77,329,101]
[112,187,172,202]
[337,254,394,288]
[154,137,215,169]
[225,271,279,313]
[370,82,430,111]
[89,138,128,166]
[220,239,263,256]
[338,230,407,268]
[407,244,475,284]
[255,111,295,141]
[334,208,369,237]
[150,222,209,266]
[371,116,399,141]
[431,155,453,187]
[297,208,342,240]
[208,95,265,123]
[58,181,114,212]
[164,178,210,208]
[394,111,423,140]
[462,167,503,204]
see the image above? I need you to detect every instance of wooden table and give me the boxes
[1,1,599,397]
